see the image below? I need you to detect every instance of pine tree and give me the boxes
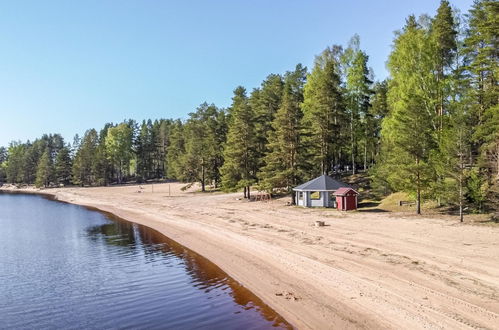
[432,0,457,127]
[251,74,284,168]
[258,64,307,196]
[439,107,472,221]
[368,80,389,164]
[136,120,154,182]
[22,141,43,184]
[155,119,173,179]
[35,149,52,188]
[180,103,224,191]
[220,86,258,198]
[464,0,499,211]
[54,146,72,186]
[344,41,373,173]
[0,147,6,183]
[165,120,185,180]
[72,129,99,186]
[301,46,345,177]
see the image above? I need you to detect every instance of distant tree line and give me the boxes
[0,1,496,216]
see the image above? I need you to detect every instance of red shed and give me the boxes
[334,187,359,211]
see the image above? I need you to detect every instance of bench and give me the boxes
[399,200,416,206]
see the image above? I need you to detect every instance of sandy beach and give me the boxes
[3,183,498,329]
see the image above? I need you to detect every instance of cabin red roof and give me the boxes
[333,187,359,196]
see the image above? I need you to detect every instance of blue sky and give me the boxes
[0,0,475,147]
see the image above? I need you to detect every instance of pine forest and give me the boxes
[1,1,497,217]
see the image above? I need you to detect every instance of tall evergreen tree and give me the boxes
[154,119,173,179]
[54,146,72,185]
[251,74,284,169]
[344,41,373,173]
[165,120,185,180]
[221,86,258,198]
[0,147,6,183]
[368,80,389,165]
[35,149,53,188]
[136,120,154,182]
[72,129,99,186]
[464,0,499,210]
[301,46,345,177]
[259,64,307,196]
[180,103,225,191]
[432,0,458,129]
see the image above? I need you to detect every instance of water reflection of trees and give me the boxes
[85,214,289,328]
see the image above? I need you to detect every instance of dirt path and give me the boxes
[4,183,498,329]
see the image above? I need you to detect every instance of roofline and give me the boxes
[333,188,359,195]
[293,188,338,192]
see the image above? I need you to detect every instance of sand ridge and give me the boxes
[3,183,498,329]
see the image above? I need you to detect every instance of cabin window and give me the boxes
[298,192,303,200]
[310,191,321,200]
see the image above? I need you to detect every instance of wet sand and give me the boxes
[3,183,499,329]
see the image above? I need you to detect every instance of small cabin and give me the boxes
[334,187,359,211]
[293,175,351,208]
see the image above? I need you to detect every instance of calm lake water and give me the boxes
[0,193,290,329]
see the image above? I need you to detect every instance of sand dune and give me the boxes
[4,183,499,329]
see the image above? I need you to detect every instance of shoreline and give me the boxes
[2,183,499,329]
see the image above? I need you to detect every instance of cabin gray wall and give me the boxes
[296,191,335,208]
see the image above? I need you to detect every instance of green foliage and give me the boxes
[72,129,99,186]
[0,0,496,216]
[6,142,26,184]
[35,149,53,188]
[165,120,185,180]
[251,74,284,168]
[301,46,345,177]
[180,103,227,190]
[259,64,307,191]
[432,0,457,69]
[105,123,133,183]
[135,120,155,182]
[467,167,488,212]
[464,0,499,211]
[375,16,439,213]
[54,146,72,186]
[344,39,373,173]
[221,86,258,193]
[0,147,6,183]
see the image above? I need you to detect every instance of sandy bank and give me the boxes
[2,183,499,329]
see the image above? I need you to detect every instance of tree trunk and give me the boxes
[201,162,206,192]
[496,144,499,180]
[417,187,421,215]
[364,141,367,171]
[243,186,247,199]
[351,114,355,175]
[291,190,296,205]
[118,161,122,184]
[416,157,421,215]
[459,152,464,223]
[459,182,464,223]
[247,186,251,200]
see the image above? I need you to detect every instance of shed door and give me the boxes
[346,195,356,210]
[336,196,342,210]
